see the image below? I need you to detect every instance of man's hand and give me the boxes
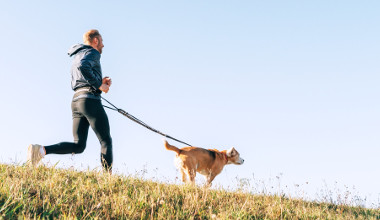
[99,84,110,93]
[103,77,112,86]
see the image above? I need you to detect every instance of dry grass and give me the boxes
[0,163,379,219]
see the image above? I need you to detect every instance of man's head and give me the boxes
[83,29,104,54]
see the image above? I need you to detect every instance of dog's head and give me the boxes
[226,147,244,165]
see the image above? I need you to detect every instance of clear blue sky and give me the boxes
[1,1,379,207]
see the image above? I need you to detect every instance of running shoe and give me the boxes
[27,144,44,166]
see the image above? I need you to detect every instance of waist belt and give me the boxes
[73,87,101,101]
[74,86,99,93]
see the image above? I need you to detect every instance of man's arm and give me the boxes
[79,51,102,90]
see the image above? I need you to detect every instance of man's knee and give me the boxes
[73,141,86,153]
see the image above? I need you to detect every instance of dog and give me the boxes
[164,140,244,186]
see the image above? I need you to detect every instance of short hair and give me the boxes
[83,29,101,44]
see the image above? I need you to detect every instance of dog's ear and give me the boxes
[226,147,236,157]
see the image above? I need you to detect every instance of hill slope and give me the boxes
[0,164,378,219]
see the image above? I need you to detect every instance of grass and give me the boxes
[0,163,379,219]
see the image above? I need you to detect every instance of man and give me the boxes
[27,29,113,172]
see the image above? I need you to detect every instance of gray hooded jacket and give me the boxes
[68,44,103,93]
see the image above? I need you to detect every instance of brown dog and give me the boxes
[164,140,244,186]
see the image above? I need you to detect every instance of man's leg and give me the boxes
[81,99,113,172]
[44,117,89,154]
[44,99,90,155]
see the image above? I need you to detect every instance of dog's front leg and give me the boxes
[206,173,217,187]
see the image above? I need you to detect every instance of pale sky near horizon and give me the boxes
[1,1,379,207]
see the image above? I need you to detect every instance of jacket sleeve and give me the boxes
[78,50,102,90]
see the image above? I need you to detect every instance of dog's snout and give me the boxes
[241,158,245,164]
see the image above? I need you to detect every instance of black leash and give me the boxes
[100,96,192,147]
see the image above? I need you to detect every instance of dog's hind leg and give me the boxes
[180,169,188,183]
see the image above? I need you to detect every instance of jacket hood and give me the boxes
[68,44,93,57]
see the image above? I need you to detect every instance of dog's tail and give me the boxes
[164,139,181,155]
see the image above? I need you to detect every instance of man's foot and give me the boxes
[27,144,44,166]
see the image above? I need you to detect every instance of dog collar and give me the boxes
[223,153,228,162]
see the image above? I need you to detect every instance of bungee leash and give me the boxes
[100,95,193,147]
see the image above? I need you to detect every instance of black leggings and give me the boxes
[44,98,113,171]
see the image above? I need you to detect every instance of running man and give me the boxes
[27,29,113,172]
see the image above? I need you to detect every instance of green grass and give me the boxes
[0,163,379,219]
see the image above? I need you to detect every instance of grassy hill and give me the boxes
[0,164,379,219]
